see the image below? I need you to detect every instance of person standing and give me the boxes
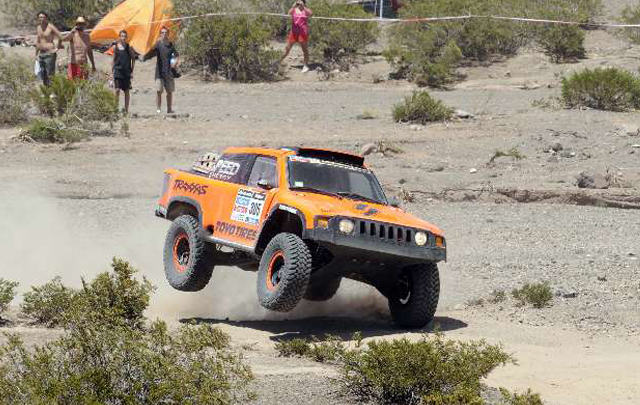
[279,0,313,73]
[63,17,96,80]
[35,11,64,86]
[143,27,179,114]
[111,30,136,114]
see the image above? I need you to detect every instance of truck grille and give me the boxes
[356,220,425,246]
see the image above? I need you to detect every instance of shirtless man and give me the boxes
[35,11,63,86]
[62,17,96,80]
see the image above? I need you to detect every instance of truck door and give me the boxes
[215,155,279,250]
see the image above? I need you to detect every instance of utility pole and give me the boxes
[380,0,384,19]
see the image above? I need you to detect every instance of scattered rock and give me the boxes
[240,114,249,119]
[556,288,578,298]
[409,124,424,131]
[360,143,378,156]
[469,168,478,174]
[618,124,639,136]
[428,165,445,172]
[454,109,475,119]
[576,172,608,189]
[550,142,563,152]
[632,144,640,149]
[597,276,608,282]
[399,178,407,184]
[560,150,576,158]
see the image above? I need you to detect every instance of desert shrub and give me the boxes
[21,277,77,327]
[340,334,514,405]
[500,388,545,405]
[489,289,507,304]
[0,321,253,404]
[0,50,35,125]
[512,282,553,308]
[0,280,19,318]
[385,0,527,87]
[20,258,154,328]
[174,0,280,82]
[561,67,640,111]
[0,0,123,29]
[490,148,526,163]
[308,1,379,67]
[393,91,453,124]
[20,118,88,144]
[536,24,585,62]
[32,76,118,122]
[621,2,640,45]
[275,338,311,357]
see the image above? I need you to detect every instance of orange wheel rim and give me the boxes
[172,233,190,273]
[266,251,285,291]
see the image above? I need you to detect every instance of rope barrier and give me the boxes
[2,12,640,43]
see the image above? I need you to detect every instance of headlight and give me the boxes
[339,219,355,234]
[415,231,428,246]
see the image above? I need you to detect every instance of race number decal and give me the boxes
[231,189,266,225]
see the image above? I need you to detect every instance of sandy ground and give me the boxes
[1,4,640,404]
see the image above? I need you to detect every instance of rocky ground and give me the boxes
[1,3,640,404]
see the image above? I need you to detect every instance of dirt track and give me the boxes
[1,4,640,404]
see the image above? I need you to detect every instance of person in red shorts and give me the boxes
[279,0,313,73]
[63,17,96,80]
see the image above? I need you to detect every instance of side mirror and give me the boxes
[257,179,274,190]
[388,196,400,208]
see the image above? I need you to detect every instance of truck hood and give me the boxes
[281,191,444,236]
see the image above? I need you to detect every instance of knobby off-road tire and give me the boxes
[389,262,440,328]
[163,215,215,292]
[304,277,342,301]
[257,233,312,312]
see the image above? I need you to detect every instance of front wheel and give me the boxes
[163,215,215,292]
[389,263,440,328]
[257,233,312,312]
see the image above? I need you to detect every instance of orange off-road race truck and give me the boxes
[156,147,446,328]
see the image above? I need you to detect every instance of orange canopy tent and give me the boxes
[90,0,178,56]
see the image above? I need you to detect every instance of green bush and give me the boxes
[174,0,280,82]
[500,388,545,405]
[20,258,154,328]
[275,338,311,357]
[21,277,76,327]
[0,321,253,404]
[512,282,553,308]
[393,91,453,124]
[621,2,640,45]
[536,24,585,62]
[276,334,352,363]
[308,1,379,67]
[340,334,514,404]
[0,50,35,125]
[32,76,118,122]
[561,67,640,111]
[20,118,88,144]
[0,0,123,29]
[0,279,19,319]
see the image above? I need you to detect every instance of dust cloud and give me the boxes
[0,185,388,322]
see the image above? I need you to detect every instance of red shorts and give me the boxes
[288,31,308,44]
[68,63,88,80]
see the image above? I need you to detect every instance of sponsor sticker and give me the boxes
[231,189,266,225]
[209,159,241,181]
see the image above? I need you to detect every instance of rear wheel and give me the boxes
[257,233,312,312]
[389,263,440,328]
[163,215,215,292]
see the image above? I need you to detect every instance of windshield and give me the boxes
[287,156,387,204]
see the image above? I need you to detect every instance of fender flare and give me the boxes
[167,197,204,229]
[255,204,308,254]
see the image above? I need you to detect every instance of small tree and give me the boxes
[0,279,19,319]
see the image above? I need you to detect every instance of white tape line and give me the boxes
[3,12,640,43]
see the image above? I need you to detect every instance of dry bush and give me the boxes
[393,91,453,124]
[20,118,88,144]
[561,67,640,111]
[620,2,640,45]
[0,321,253,404]
[174,0,280,82]
[308,1,379,68]
[0,50,35,125]
[0,0,123,29]
[512,282,553,308]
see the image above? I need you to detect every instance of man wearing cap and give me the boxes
[63,17,96,80]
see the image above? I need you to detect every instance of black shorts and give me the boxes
[114,77,132,90]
